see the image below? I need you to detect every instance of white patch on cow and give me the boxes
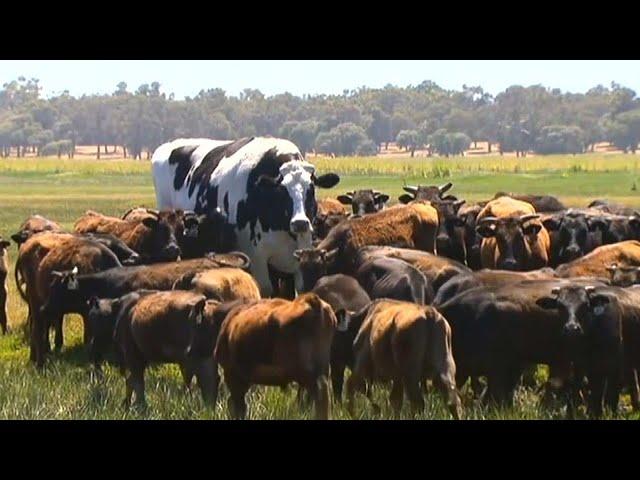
[280,161,315,231]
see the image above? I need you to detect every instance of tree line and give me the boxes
[1,76,639,159]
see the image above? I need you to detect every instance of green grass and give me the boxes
[0,155,639,419]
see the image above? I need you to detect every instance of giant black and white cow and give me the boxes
[151,137,340,296]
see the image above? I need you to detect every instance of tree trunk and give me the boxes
[473,141,477,148]
[410,148,415,158]
[488,142,492,153]
[57,148,61,159]
[385,142,389,150]
[122,146,127,158]
[97,145,101,159]
[146,150,151,160]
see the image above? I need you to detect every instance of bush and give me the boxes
[534,125,585,154]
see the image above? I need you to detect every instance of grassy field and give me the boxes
[0,153,639,419]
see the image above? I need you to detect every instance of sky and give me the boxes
[1,60,639,99]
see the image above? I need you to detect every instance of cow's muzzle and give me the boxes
[290,219,311,234]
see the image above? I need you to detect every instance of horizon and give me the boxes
[1,60,639,99]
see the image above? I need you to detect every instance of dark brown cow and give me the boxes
[556,241,640,279]
[112,290,219,408]
[588,199,637,216]
[172,267,261,302]
[354,246,470,294]
[39,253,251,322]
[295,202,439,279]
[457,203,483,269]
[214,293,339,419]
[0,238,10,334]
[342,299,462,418]
[309,274,371,400]
[493,192,566,212]
[431,199,467,264]
[16,232,122,366]
[398,182,456,204]
[74,210,182,262]
[476,196,551,271]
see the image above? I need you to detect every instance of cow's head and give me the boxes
[256,160,340,237]
[312,213,348,240]
[457,205,483,269]
[587,213,640,245]
[606,263,640,287]
[41,266,83,317]
[536,285,614,341]
[293,248,339,292]
[398,182,454,204]
[432,199,466,262]
[543,211,591,263]
[337,189,389,217]
[140,211,183,262]
[476,213,545,271]
[179,207,235,258]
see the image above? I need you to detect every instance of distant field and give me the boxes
[0,155,638,419]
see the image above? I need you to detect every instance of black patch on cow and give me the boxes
[236,147,301,239]
[223,192,229,215]
[190,137,255,212]
[168,145,199,191]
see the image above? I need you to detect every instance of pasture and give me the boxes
[1,153,639,420]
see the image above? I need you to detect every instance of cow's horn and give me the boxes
[551,287,560,295]
[71,266,78,275]
[403,185,418,194]
[584,286,596,294]
[439,182,453,194]
[478,216,498,225]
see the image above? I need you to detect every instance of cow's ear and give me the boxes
[192,298,207,325]
[336,195,353,205]
[522,223,542,236]
[588,217,608,232]
[476,224,496,238]
[313,173,340,189]
[398,194,413,204]
[51,270,64,279]
[293,249,303,260]
[536,296,558,310]
[142,217,158,229]
[374,193,390,205]
[606,263,618,273]
[11,231,28,245]
[542,217,561,231]
[0,240,10,249]
[629,216,640,229]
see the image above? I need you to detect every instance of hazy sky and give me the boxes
[1,60,639,99]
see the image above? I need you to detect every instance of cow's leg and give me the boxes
[131,367,146,409]
[330,362,345,402]
[0,272,8,334]
[310,375,330,420]
[630,369,640,412]
[587,373,605,419]
[225,373,249,420]
[53,314,63,352]
[179,362,194,392]
[605,375,621,417]
[404,373,425,416]
[194,358,218,407]
[389,379,404,415]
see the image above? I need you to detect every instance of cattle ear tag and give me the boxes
[593,305,605,316]
[68,278,79,291]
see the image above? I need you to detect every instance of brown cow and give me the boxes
[74,210,181,262]
[336,190,390,217]
[476,196,551,271]
[0,238,10,334]
[313,198,349,240]
[343,299,462,419]
[113,290,218,408]
[11,214,64,246]
[172,267,261,302]
[214,293,340,420]
[17,232,122,366]
[556,240,640,279]
[295,202,439,279]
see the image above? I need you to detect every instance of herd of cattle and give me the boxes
[2,136,640,420]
